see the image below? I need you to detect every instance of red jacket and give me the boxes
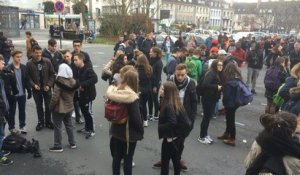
[231,48,246,67]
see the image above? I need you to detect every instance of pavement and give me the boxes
[2,29,267,175]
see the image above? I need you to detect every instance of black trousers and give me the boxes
[73,99,82,121]
[79,101,94,132]
[225,106,238,139]
[200,98,217,138]
[161,138,181,175]
[110,137,137,175]
[33,90,52,124]
[140,91,151,121]
[152,88,160,117]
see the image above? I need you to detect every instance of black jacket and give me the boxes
[158,104,178,139]
[202,71,221,102]
[137,66,152,93]
[71,50,93,68]
[141,39,154,55]
[150,57,163,88]
[42,48,64,73]
[77,64,98,103]
[290,50,300,68]
[26,57,55,90]
[246,131,300,175]
[246,49,264,69]
[171,76,197,126]
[5,64,31,98]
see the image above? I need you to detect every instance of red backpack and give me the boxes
[104,101,128,124]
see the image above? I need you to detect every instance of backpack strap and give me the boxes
[126,119,129,155]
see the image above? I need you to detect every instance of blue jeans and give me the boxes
[8,95,26,130]
[0,121,5,158]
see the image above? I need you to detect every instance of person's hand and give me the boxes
[44,86,50,92]
[218,85,222,91]
[153,87,157,93]
[34,84,40,91]
[27,92,32,99]
[80,86,84,91]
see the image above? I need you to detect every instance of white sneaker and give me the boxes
[143,121,148,127]
[19,127,27,134]
[206,136,214,143]
[198,137,211,144]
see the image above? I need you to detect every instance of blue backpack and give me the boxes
[235,81,253,106]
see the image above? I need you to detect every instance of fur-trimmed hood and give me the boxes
[106,85,139,104]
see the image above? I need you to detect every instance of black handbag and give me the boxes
[101,71,111,81]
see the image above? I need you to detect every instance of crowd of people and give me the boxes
[107,31,300,174]
[0,29,299,175]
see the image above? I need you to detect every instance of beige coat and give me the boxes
[50,77,79,114]
[245,141,300,175]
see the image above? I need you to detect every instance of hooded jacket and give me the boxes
[50,77,79,113]
[223,79,239,108]
[106,85,144,142]
[245,139,300,175]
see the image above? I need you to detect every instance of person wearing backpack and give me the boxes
[0,55,13,165]
[264,57,288,114]
[49,63,79,152]
[246,42,264,94]
[158,81,189,175]
[198,60,223,145]
[106,70,143,175]
[184,49,202,82]
[219,63,243,146]
[153,64,197,171]
[0,31,13,65]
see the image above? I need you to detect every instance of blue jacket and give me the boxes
[222,79,239,108]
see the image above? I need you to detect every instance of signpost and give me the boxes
[54,1,64,49]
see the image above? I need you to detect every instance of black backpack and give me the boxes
[2,135,41,157]
[2,134,31,153]
[3,39,14,52]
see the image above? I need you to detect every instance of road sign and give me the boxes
[54,1,64,12]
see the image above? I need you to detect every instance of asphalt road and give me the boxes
[2,30,267,175]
